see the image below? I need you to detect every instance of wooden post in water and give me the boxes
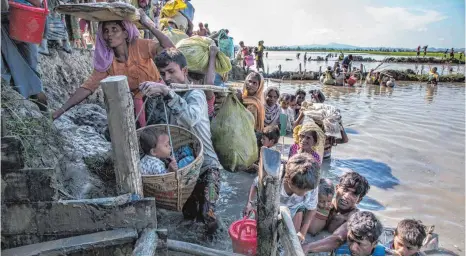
[257,147,281,256]
[101,75,143,196]
[299,63,302,74]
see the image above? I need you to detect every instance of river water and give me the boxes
[261,51,465,75]
[214,81,465,255]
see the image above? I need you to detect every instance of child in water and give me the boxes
[309,178,335,235]
[385,219,427,256]
[261,125,281,150]
[244,153,321,243]
[139,127,178,175]
[428,67,439,85]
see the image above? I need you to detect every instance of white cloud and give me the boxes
[439,38,445,41]
[190,0,461,48]
[364,6,447,31]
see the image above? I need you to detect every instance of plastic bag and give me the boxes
[162,28,188,45]
[211,94,258,171]
[301,102,342,138]
[175,36,232,74]
[161,0,187,18]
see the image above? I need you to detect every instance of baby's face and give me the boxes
[318,193,333,210]
[152,134,171,159]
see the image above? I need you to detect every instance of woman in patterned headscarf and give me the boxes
[263,86,280,127]
[52,11,175,127]
[289,119,325,164]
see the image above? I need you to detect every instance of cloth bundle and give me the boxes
[301,102,342,138]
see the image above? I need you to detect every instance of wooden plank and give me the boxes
[1,196,156,237]
[132,228,157,256]
[101,76,143,196]
[167,239,241,256]
[278,206,305,256]
[1,136,24,171]
[156,228,168,256]
[257,147,281,256]
[2,168,58,203]
[1,228,138,256]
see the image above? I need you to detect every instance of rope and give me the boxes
[161,97,175,161]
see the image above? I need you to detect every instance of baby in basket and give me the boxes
[139,127,197,175]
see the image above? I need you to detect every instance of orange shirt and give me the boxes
[82,38,162,99]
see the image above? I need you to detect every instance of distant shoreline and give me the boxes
[266,49,465,61]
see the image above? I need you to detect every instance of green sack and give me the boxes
[175,36,232,74]
[211,94,258,171]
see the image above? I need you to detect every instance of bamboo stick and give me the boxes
[168,83,235,93]
[167,239,241,256]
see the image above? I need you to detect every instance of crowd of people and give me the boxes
[1,0,440,255]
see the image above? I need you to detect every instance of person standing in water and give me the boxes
[450,48,454,60]
[254,40,265,73]
[416,45,420,57]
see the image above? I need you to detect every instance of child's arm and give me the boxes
[302,221,348,254]
[336,122,349,144]
[298,209,316,241]
[243,179,258,216]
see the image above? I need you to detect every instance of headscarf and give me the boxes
[292,119,325,162]
[243,73,265,131]
[94,20,140,72]
[264,86,280,126]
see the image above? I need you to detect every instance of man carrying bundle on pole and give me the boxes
[140,48,223,237]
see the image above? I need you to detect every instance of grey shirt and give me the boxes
[164,89,222,172]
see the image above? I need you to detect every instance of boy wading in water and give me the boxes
[302,171,370,253]
[244,153,321,243]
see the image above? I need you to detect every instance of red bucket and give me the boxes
[228,215,257,256]
[8,0,48,44]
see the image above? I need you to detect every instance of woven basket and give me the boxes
[136,125,204,211]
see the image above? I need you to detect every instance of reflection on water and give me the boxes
[216,81,465,254]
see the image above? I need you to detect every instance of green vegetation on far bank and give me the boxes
[268,49,465,61]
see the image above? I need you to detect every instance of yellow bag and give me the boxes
[159,12,188,32]
[162,28,188,46]
[161,0,187,18]
[175,36,232,74]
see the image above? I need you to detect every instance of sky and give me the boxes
[191,0,465,49]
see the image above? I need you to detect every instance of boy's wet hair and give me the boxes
[295,89,306,97]
[395,219,427,248]
[262,125,280,145]
[348,211,383,244]
[155,48,188,69]
[339,171,370,199]
[139,127,168,155]
[284,153,321,191]
[289,94,296,102]
[318,178,335,196]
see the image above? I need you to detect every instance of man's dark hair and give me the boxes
[285,153,321,191]
[295,89,306,97]
[395,219,427,248]
[155,48,188,69]
[349,54,353,59]
[318,178,335,196]
[138,127,168,155]
[339,171,370,199]
[348,211,383,244]
[262,125,280,144]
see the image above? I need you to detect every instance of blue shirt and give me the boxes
[333,243,386,256]
[342,56,351,66]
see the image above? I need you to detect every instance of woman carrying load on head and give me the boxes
[236,72,265,132]
[52,10,175,127]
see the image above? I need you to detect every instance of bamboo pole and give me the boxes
[257,147,281,256]
[168,83,235,93]
[167,240,241,256]
[101,75,143,196]
[278,207,305,256]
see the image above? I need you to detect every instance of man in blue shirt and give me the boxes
[342,54,353,72]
